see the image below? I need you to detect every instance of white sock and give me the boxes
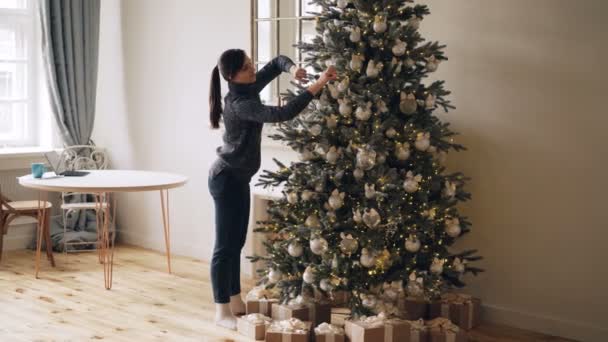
[214,303,236,330]
[230,294,246,315]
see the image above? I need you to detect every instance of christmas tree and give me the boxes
[251,0,483,317]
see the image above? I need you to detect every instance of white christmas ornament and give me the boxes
[299,148,314,161]
[355,102,373,121]
[336,0,349,9]
[426,55,440,72]
[430,258,445,274]
[352,209,363,223]
[425,94,436,109]
[386,127,397,138]
[403,171,423,193]
[356,147,377,170]
[406,272,424,298]
[364,183,376,199]
[392,38,407,56]
[400,92,418,114]
[337,77,350,93]
[315,144,328,157]
[361,293,378,308]
[310,124,323,136]
[415,132,431,151]
[303,266,315,283]
[405,234,421,253]
[376,153,387,164]
[360,248,377,268]
[408,16,421,30]
[288,241,303,257]
[353,168,365,181]
[348,26,361,42]
[362,208,381,228]
[268,268,283,283]
[325,146,341,164]
[305,214,321,229]
[391,57,403,74]
[366,60,383,78]
[328,189,346,210]
[320,278,334,291]
[350,54,365,72]
[394,142,411,161]
[340,233,359,255]
[301,190,314,201]
[443,181,457,199]
[310,237,329,255]
[376,99,389,113]
[373,15,387,33]
[286,191,299,204]
[445,217,461,237]
[453,257,466,273]
[327,83,339,99]
[338,98,353,116]
[326,114,339,129]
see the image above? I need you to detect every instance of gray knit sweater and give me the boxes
[210,55,314,181]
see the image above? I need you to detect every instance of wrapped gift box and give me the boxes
[236,313,271,340]
[399,296,429,320]
[330,290,350,307]
[345,313,427,342]
[271,301,332,326]
[265,318,312,342]
[246,298,278,317]
[314,322,345,342]
[428,293,481,330]
[427,318,468,342]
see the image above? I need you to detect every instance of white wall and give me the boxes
[91,0,608,341]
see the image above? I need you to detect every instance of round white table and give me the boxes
[18,170,188,289]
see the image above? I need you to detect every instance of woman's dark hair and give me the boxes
[209,49,246,129]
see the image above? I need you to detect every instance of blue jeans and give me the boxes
[208,168,251,304]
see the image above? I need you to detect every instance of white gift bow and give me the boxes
[244,313,271,325]
[268,318,308,333]
[315,322,344,342]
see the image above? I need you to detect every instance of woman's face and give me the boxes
[231,55,256,84]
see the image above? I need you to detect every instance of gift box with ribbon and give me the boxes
[314,322,345,342]
[398,296,429,320]
[265,318,312,342]
[236,313,272,340]
[344,313,427,342]
[427,318,468,342]
[245,286,279,317]
[428,293,481,330]
[271,297,331,326]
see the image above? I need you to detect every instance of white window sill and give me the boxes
[0,146,62,171]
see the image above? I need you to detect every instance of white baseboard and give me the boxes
[483,303,605,342]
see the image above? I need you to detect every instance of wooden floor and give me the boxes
[0,245,577,342]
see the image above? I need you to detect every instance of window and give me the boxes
[252,0,319,105]
[252,0,320,147]
[0,0,37,147]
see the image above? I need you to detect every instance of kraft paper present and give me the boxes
[265,320,312,342]
[399,297,429,320]
[246,298,279,317]
[346,316,430,342]
[402,319,430,342]
[271,302,332,326]
[315,322,345,342]
[428,293,481,330]
[330,291,350,306]
[236,314,271,340]
[344,319,384,342]
[427,318,468,342]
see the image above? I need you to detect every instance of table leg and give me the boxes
[44,206,55,267]
[35,190,47,278]
[160,189,171,274]
[96,192,115,289]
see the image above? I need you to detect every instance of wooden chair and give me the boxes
[0,187,55,266]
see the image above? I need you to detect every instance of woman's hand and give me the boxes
[290,65,309,84]
[306,66,339,96]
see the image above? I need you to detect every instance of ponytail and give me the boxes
[209,65,222,129]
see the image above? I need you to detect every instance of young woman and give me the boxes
[208,49,337,329]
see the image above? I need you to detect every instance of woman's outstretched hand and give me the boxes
[306,66,338,96]
[290,65,309,84]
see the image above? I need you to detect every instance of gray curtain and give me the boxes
[40,0,100,146]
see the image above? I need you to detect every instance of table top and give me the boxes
[18,170,188,193]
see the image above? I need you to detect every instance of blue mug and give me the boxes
[31,163,45,178]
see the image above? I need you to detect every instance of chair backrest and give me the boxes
[0,185,14,213]
[60,145,108,171]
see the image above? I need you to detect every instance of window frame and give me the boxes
[0,0,39,148]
